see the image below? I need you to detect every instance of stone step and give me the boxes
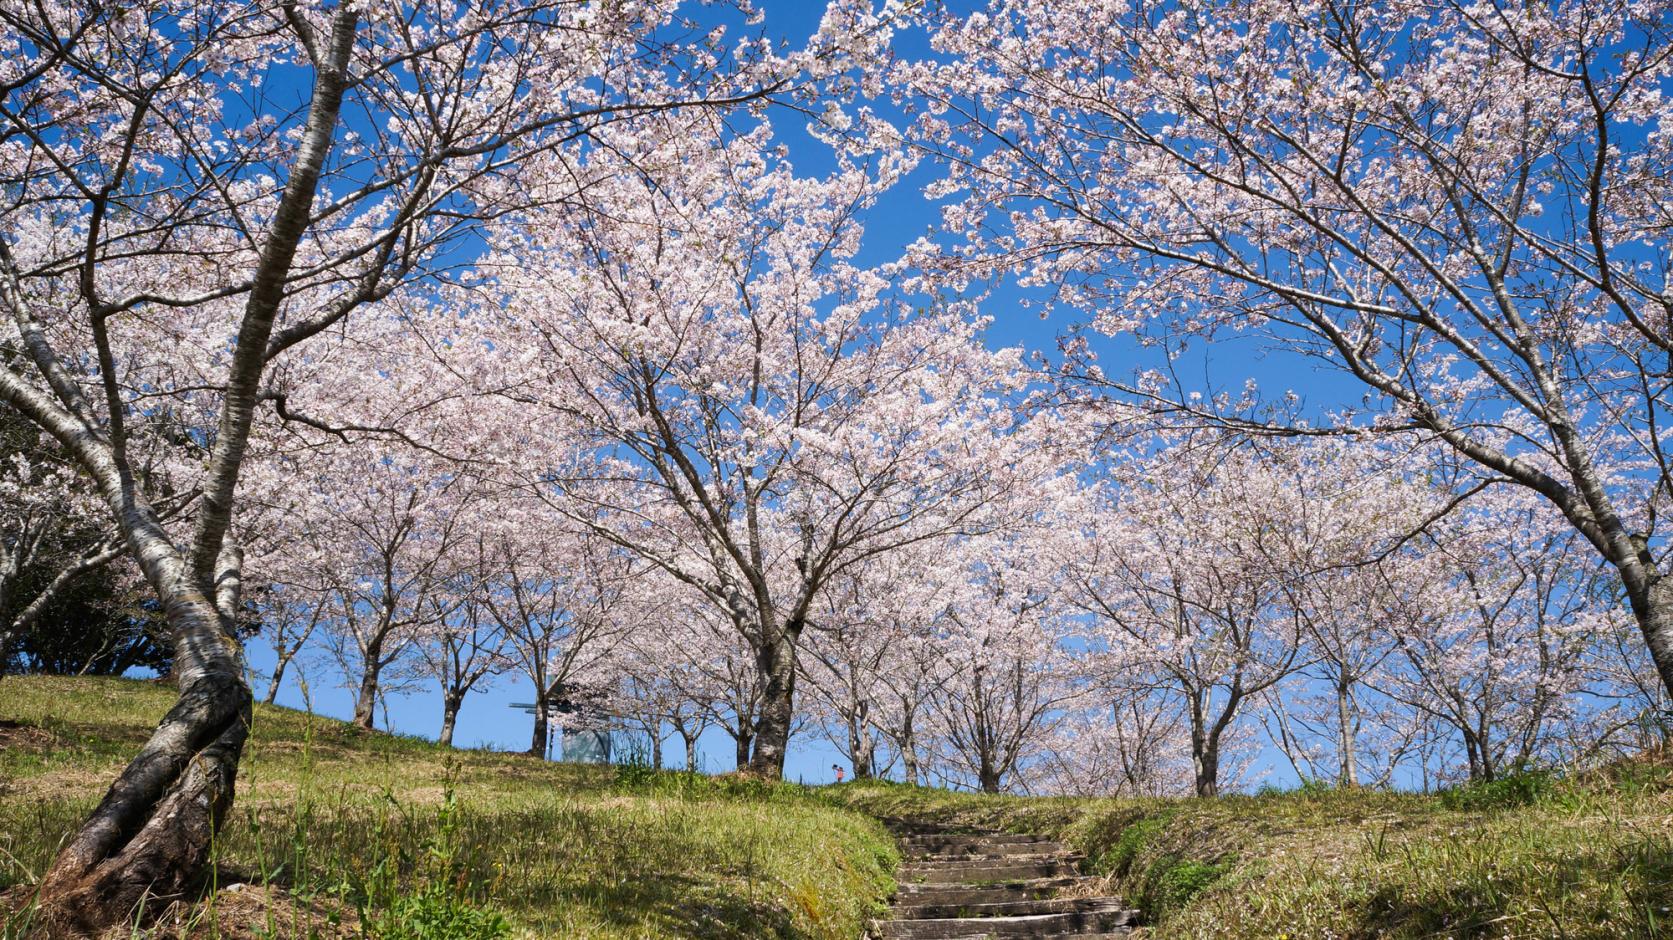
[893,896,1132,921]
[898,935,1134,940]
[901,832,1055,850]
[896,876,1088,907]
[906,842,1072,860]
[875,907,1140,939]
[899,858,1083,883]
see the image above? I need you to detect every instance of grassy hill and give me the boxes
[826,769,1673,939]
[0,676,895,939]
[3,676,1672,939]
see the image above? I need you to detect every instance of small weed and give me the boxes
[370,885,509,940]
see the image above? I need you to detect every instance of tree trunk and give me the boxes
[5,7,359,930]
[900,714,918,786]
[530,704,548,759]
[439,691,463,748]
[848,703,875,780]
[747,626,798,778]
[1336,679,1358,788]
[684,733,698,771]
[1629,576,1673,705]
[352,636,383,730]
[37,549,251,937]
[650,732,663,770]
[733,726,752,771]
[264,652,294,706]
[977,763,1002,794]
[1193,746,1220,798]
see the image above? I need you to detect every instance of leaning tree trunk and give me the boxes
[1627,574,1673,706]
[263,659,289,705]
[747,623,800,778]
[37,547,251,938]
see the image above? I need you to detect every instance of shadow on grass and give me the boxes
[514,872,797,939]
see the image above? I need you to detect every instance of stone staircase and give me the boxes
[872,822,1140,939]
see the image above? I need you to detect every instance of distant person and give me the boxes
[833,764,845,783]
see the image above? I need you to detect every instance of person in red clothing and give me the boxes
[832,764,845,783]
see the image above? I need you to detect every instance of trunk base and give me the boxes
[34,683,249,938]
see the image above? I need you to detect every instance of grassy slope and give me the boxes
[0,676,896,939]
[824,770,1673,939]
[7,675,1672,939]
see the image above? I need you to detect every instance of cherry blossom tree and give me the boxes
[277,442,478,730]
[480,520,640,758]
[415,556,507,748]
[800,572,903,780]
[474,111,1058,778]
[1373,494,1605,782]
[1030,701,1192,797]
[1070,435,1309,796]
[896,0,1673,709]
[254,588,326,706]
[927,536,1081,793]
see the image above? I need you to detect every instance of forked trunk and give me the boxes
[37,551,251,938]
[10,7,358,931]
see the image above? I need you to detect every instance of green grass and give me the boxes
[0,676,896,939]
[822,767,1673,939]
[9,676,1672,939]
